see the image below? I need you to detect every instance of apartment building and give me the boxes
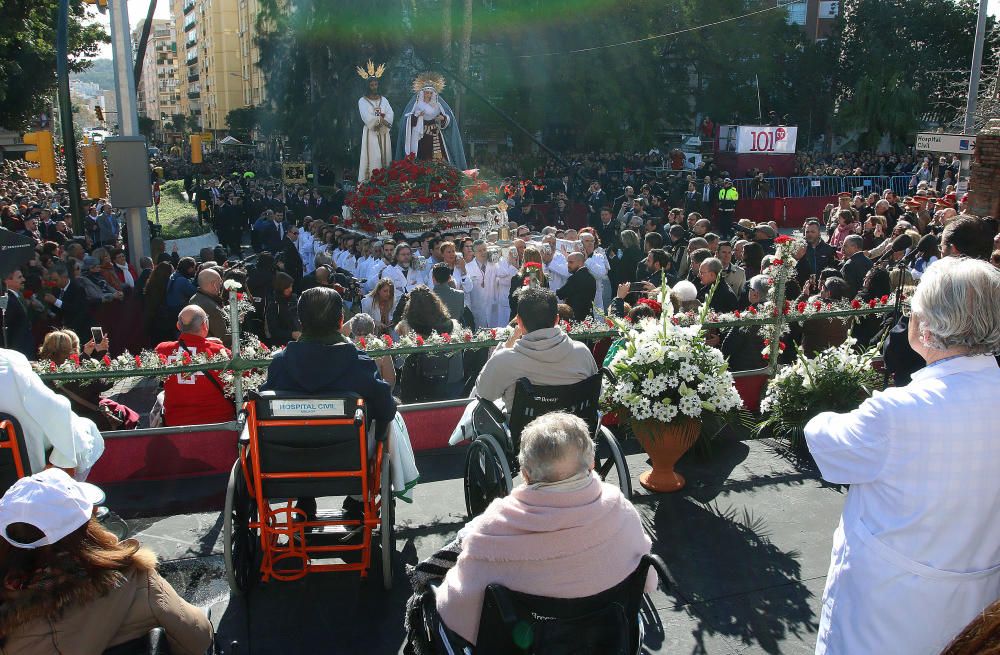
[170,0,245,135]
[133,19,181,139]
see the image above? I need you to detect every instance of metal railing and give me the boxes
[728,175,916,200]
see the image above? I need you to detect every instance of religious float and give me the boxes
[342,155,506,237]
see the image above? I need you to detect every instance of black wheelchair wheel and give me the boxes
[595,426,633,499]
[223,460,260,595]
[463,434,513,519]
[379,446,395,591]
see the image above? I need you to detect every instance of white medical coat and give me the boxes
[805,354,1000,655]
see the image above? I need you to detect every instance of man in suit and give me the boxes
[839,234,871,297]
[431,263,466,323]
[95,205,120,248]
[796,219,837,285]
[697,176,716,216]
[275,225,304,284]
[586,181,606,225]
[594,207,620,253]
[697,257,739,312]
[640,248,676,289]
[556,252,597,321]
[215,194,245,256]
[258,211,292,253]
[2,269,35,358]
[42,260,90,341]
[717,241,746,295]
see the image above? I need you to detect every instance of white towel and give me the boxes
[389,412,420,503]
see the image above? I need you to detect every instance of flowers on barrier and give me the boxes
[755,338,883,444]
[600,315,743,424]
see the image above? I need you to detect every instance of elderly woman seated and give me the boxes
[407,412,656,648]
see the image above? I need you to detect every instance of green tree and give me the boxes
[138,114,156,140]
[226,107,258,139]
[171,113,187,134]
[0,1,108,129]
[835,0,999,139]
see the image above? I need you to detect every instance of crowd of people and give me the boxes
[3,141,1000,653]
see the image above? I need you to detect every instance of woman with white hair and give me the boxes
[804,257,1000,655]
[431,412,655,645]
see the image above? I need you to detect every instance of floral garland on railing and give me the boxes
[31,320,619,392]
[671,295,895,330]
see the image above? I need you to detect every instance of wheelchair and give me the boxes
[420,554,673,654]
[0,413,128,540]
[223,391,394,594]
[462,371,632,519]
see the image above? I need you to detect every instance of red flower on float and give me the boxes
[441,333,451,343]
[415,335,424,346]
[797,302,807,312]
[101,355,111,366]
[774,235,793,244]
[851,299,861,309]
[384,335,394,347]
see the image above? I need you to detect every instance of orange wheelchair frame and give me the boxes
[0,419,27,482]
[223,397,394,594]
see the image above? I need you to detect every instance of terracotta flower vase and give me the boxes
[631,418,701,493]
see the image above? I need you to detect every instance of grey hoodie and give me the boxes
[474,327,598,408]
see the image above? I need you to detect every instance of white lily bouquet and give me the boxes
[757,338,882,444]
[601,315,743,425]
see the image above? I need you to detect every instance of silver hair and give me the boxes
[748,274,771,296]
[911,257,1000,355]
[314,251,333,267]
[843,234,864,251]
[518,412,595,484]
[349,312,376,337]
[702,257,723,275]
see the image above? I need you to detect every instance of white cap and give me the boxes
[0,469,104,549]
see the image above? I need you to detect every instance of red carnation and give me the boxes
[50,361,57,372]
[415,335,424,346]
[733,310,741,318]
[748,306,757,315]
[763,338,771,346]
[158,353,167,364]
[773,258,784,266]
[814,301,822,310]
[851,300,861,309]
[236,292,244,301]
[464,332,473,342]
[774,235,793,244]
[384,335,393,347]
[358,337,367,349]
[880,295,889,304]
[69,353,80,365]
[441,333,451,343]
[182,351,192,364]
[101,355,111,366]
[134,355,142,367]
[777,341,786,351]
[797,302,807,312]
[869,299,877,308]
[762,352,770,361]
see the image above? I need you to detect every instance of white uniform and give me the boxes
[365,259,390,294]
[0,349,104,477]
[463,258,512,329]
[297,231,316,274]
[585,248,611,313]
[805,355,1000,655]
[544,252,569,293]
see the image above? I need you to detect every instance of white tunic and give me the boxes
[544,252,569,294]
[380,264,425,312]
[804,355,1000,655]
[463,258,512,329]
[358,95,394,183]
[585,248,611,313]
[0,349,105,477]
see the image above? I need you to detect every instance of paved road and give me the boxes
[116,434,843,655]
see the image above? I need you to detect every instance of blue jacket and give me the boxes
[256,219,291,253]
[261,339,396,425]
[165,271,197,314]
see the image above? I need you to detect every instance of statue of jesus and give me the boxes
[356,60,393,183]
[395,72,467,170]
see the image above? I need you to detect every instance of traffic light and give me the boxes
[81,144,107,199]
[83,0,108,11]
[190,134,203,164]
[23,131,57,184]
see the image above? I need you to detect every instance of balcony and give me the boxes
[185,53,198,64]
[183,0,195,13]
[187,73,199,83]
[188,91,201,99]
[183,18,196,31]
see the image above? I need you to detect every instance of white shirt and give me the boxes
[0,349,105,476]
[805,355,1000,655]
[544,252,569,293]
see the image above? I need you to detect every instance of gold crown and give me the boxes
[412,71,445,94]
[356,59,386,80]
